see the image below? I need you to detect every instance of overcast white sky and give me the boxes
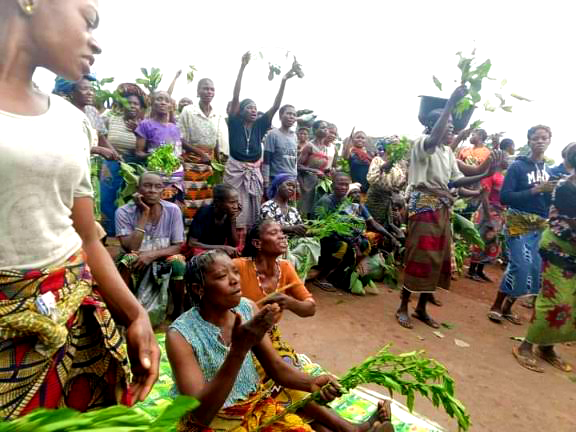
[35,0,573,162]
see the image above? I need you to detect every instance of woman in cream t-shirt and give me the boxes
[0,0,158,420]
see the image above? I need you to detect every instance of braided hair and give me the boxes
[185,250,229,303]
[242,219,276,258]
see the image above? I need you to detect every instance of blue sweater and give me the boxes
[500,156,552,218]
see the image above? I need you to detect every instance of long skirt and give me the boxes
[403,207,452,293]
[499,229,543,298]
[297,171,318,220]
[224,158,263,230]
[365,185,394,227]
[183,149,215,223]
[0,251,131,420]
[525,230,576,345]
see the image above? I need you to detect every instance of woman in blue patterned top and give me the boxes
[166,250,391,431]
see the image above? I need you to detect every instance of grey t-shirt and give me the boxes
[262,128,297,183]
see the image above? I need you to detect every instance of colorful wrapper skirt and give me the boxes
[525,229,576,345]
[403,207,452,293]
[0,251,131,420]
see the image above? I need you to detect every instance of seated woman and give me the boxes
[116,172,187,320]
[313,173,399,295]
[261,173,321,279]
[236,219,316,367]
[185,184,241,258]
[166,250,391,432]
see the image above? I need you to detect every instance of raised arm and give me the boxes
[449,128,472,152]
[229,52,251,117]
[264,69,296,122]
[425,85,468,152]
[167,70,182,97]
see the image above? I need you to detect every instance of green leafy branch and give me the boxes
[186,65,197,84]
[0,395,198,432]
[305,200,365,240]
[257,346,471,431]
[432,50,532,117]
[137,67,164,94]
[386,136,411,165]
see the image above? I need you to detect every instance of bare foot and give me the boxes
[357,401,393,432]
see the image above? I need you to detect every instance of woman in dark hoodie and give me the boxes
[488,125,556,324]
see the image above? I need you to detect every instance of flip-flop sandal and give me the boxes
[395,312,413,329]
[537,349,574,372]
[521,299,535,309]
[503,313,522,325]
[513,346,544,373]
[487,310,504,323]
[312,280,338,292]
[412,312,440,329]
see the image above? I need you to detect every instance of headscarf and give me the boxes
[347,183,362,196]
[239,98,256,114]
[268,173,296,200]
[52,74,96,96]
[376,138,393,153]
[116,83,148,109]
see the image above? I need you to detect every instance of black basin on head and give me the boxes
[418,95,475,132]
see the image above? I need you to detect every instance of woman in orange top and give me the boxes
[235,219,315,366]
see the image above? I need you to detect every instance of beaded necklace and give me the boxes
[251,257,282,295]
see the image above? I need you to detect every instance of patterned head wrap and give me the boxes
[116,83,148,109]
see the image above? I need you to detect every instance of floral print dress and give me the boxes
[525,179,576,344]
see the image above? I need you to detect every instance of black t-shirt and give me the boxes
[187,204,234,246]
[228,114,272,162]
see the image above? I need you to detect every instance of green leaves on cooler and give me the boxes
[147,144,180,176]
[257,346,471,432]
[0,396,199,432]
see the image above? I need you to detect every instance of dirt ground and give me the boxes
[279,264,576,432]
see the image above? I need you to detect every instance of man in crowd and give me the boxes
[262,104,298,193]
[116,172,187,320]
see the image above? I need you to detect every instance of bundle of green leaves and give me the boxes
[305,201,365,240]
[386,136,411,165]
[116,162,147,207]
[0,396,198,432]
[147,144,180,176]
[257,345,471,431]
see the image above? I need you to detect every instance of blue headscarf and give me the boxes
[267,173,296,199]
[376,138,392,153]
[52,74,96,96]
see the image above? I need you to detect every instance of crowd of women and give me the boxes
[1,0,576,430]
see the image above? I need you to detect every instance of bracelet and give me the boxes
[135,228,146,234]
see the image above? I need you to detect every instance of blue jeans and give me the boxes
[499,230,543,298]
[100,160,123,237]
